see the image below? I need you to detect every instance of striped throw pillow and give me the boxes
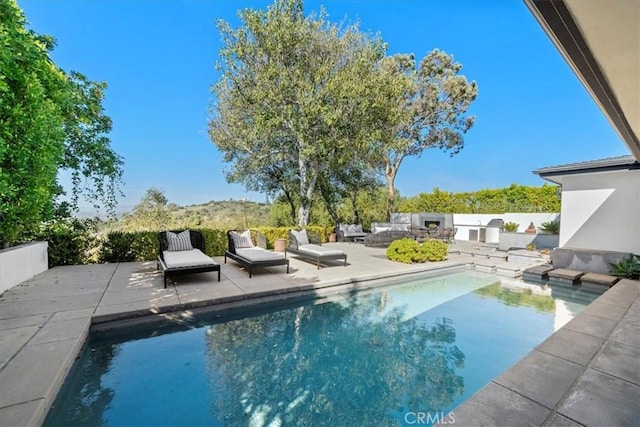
[167,230,193,251]
[231,230,254,249]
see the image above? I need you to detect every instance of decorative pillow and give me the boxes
[167,230,193,251]
[231,230,254,249]
[292,229,309,245]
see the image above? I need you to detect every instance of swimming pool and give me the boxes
[44,271,602,426]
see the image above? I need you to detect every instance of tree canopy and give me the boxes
[372,51,478,220]
[0,0,122,246]
[209,0,477,227]
[209,0,387,227]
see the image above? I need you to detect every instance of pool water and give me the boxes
[45,272,602,427]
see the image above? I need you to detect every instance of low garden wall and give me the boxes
[0,242,48,294]
[551,248,632,274]
[498,232,559,251]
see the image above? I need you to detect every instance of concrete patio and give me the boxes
[0,242,638,426]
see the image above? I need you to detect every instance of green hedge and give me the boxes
[386,238,449,264]
[43,226,337,267]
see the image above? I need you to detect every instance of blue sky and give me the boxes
[18,0,629,212]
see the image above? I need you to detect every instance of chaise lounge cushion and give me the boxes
[236,247,286,262]
[295,245,345,257]
[162,249,217,269]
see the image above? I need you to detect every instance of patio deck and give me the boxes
[0,242,637,426]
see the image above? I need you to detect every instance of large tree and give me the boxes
[0,0,123,246]
[209,0,386,227]
[373,50,478,221]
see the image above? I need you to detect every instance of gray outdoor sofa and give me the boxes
[336,223,368,242]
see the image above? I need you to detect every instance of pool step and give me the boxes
[494,261,530,278]
[547,269,585,287]
[579,272,619,291]
[523,264,555,283]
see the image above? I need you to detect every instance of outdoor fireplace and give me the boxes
[417,214,446,229]
[425,220,441,229]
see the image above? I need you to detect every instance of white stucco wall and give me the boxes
[0,242,48,294]
[559,169,640,253]
[453,213,560,243]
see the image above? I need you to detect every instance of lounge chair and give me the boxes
[157,230,220,288]
[224,230,289,278]
[287,229,347,269]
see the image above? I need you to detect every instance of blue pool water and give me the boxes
[45,272,602,426]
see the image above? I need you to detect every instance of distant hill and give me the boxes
[108,199,274,231]
[167,200,272,229]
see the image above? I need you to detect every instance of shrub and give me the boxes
[195,228,227,256]
[503,222,519,232]
[99,232,140,263]
[387,238,424,263]
[609,255,640,280]
[539,220,560,234]
[32,218,98,267]
[421,239,449,262]
[387,238,448,263]
[253,227,291,248]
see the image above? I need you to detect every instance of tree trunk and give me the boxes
[319,180,340,227]
[282,189,297,225]
[350,193,361,226]
[386,179,395,222]
[384,155,401,223]
[297,154,318,228]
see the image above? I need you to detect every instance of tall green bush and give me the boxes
[31,218,98,266]
[0,1,123,246]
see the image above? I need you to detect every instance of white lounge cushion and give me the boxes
[236,247,285,262]
[163,249,216,269]
[166,230,194,251]
[296,244,344,257]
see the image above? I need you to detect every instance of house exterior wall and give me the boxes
[559,169,640,253]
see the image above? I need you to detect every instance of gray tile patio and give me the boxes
[0,242,638,426]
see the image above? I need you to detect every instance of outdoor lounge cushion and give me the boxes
[236,247,286,262]
[295,244,345,257]
[162,249,217,269]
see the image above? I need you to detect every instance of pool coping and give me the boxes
[0,249,637,426]
[443,278,639,427]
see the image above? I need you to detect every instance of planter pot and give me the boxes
[328,233,337,243]
[274,238,287,252]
